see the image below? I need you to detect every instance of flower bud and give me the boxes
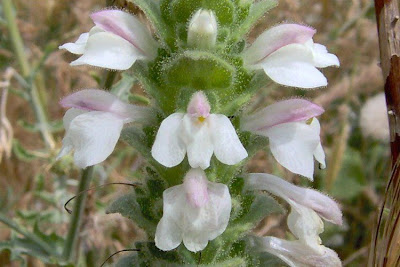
[187,9,218,49]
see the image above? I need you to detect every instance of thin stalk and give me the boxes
[2,0,55,149]
[62,166,94,262]
[0,212,55,256]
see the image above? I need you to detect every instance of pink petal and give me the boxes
[242,99,324,132]
[183,169,209,208]
[60,89,147,121]
[244,24,316,65]
[90,10,157,58]
[187,91,211,118]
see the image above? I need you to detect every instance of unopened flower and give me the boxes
[155,168,231,252]
[242,24,339,89]
[57,89,152,168]
[360,93,389,142]
[59,10,158,70]
[152,91,247,169]
[187,9,218,49]
[241,99,325,179]
[246,173,342,225]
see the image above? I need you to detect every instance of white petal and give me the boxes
[243,24,315,66]
[181,115,213,169]
[155,185,185,251]
[258,237,342,267]
[287,199,324,249]
[59,33,89,54]
[62,111,123,168]
[310,118,326,168]
[70,32,143,70]
[182,181,231,252]
[246,173,343,225]
[151,113,186,167]
[241,99,324,132]
[311,43,340,68]
[209,114,248,165]
[91,10,158,59]
[263,122,320,179]
[260,44,327,88]
[62,108,87,131]
[155,217,182,251]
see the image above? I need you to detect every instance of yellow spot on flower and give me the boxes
[198,116,206,123]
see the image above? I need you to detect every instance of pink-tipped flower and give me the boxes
[246,173,342,225]
[242,24,339,89]
[151,91,248,169]
[155,168,231,252]
[59,10,158,70]
[57,89,153,168]
[241,99,325,179]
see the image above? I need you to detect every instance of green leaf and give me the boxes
[12,140,36,161]
[106,193,157,235]
[115,253,139,267]
[230,0,278,42]
[164,51,235,91]
[126,0,171,43]
[332,149,365,200]
[120,127,151,158]
[233,191,283,227]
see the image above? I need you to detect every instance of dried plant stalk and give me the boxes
[370,0,400,266]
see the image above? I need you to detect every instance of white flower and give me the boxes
[242,24,339,89]
[360,93,389,142]
[57,89,152,168]
[249,200,342,267]
[247,173,342,267]
[155,168,231,252]
[152,91,248,169]
[187,9,218,49]
[246,173,342,225]
[59,10,158,70]
[241,99,325,179]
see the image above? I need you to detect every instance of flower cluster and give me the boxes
[58,5,341,266]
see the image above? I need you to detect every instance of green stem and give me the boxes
[2,0,55,149]
[0,212,55,256]
[62,166,94,262]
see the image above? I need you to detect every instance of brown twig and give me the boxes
[370,1,400,266]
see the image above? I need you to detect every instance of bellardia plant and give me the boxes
[58,0,342,266]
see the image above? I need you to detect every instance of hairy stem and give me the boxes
[62,166,94,263]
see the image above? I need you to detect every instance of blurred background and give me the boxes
[0,0,388,266]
